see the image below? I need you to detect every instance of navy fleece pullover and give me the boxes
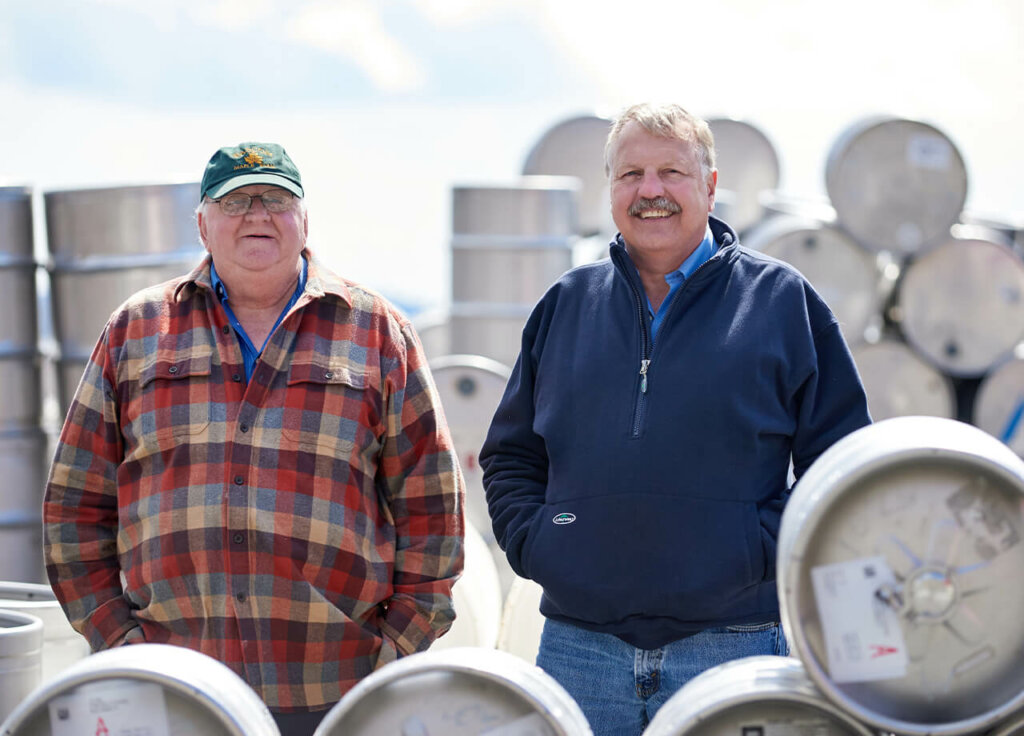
[479,216,871,649]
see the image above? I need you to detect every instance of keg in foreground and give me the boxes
[895,234,1024,377]
[644,656,874,736]
[777,416,1024,735]
[973,355,1024,458]
[0,583,90,685]
[0,610,43,727]
[706,117,782,235]
[450,178,578,368]
[826,116,968,256]
[0,642,279,736]
[314,647,592,735]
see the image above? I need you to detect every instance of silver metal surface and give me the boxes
[314,647,592,735]
[0,583,90,685]
[0,354,42,429]
[49,254,202,359]
[43,182,201,260]
[0,610,42,727]
[896,236,1024,377]
[452,178,579,237]
[826,117,968,255]
[0,188,34,261]
[522,115,614,238]
[707,117,782,234]
[0,264,38,353]
[496,576,545,665]
[778,416,1024,735]
[0,642,280,736]
[973,356,1024,458]
[644,656,874,736]
[448,303,533,369]
[742,216,880,345]
[851,339,957,421]
[0,429,50,584]
[452,237,574,305]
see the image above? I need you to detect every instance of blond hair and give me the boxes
[605,103,716,177]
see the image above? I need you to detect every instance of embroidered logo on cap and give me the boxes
[552,512,576,525]
[232,146,277,170]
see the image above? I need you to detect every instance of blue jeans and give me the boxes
[535,618,789,736]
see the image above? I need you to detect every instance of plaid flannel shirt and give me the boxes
[43,251,465,710]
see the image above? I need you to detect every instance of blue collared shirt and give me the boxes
[210,256,308,382]
[647,224,717,340]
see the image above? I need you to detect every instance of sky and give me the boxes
[2,0,1022,311]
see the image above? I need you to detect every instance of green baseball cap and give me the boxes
[200,142,304,201]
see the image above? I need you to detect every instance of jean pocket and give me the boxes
[724,621,779,633]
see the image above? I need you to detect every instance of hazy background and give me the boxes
[2,0,1022,312]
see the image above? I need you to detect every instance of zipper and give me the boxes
[624,248,721,438]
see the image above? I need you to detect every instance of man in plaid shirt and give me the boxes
[43,142,465,734]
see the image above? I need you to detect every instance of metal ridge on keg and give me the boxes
[778,416,1024,736]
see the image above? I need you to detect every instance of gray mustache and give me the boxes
[628,197,681,217]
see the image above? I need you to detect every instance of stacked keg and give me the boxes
[0,188,47,585]
[744,116,1024,443]
[44,182,205,420]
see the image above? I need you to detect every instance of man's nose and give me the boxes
[245,196,272,218]
[636,172,665,198]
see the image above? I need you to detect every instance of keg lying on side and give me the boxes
[0,643,279,736]
[0,610,42,727]
[644,655,874,736]
[778,416,1024,736]
[314,647,592,735]
[0,582,90,685]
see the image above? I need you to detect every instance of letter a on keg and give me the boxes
[95,717,110,736]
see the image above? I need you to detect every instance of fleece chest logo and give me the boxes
[552,512,576,525]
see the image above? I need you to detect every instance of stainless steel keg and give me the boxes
[429,354,515,596]
[851,339,957,421]
[778,416,1024,735]
[496,575,545,665]
[896,235,1024,377]
[0,610,42,727]
[644,656,875,736]
[431,520,503,652]
[522,115,614,238]
[707,117,782,234]
[973,356,1024,458]
[0,583,90,685]
[0,429,49,584]
[314,647,592,735]
[742,216,881,346]
[826,117,968,256]
[450,178,578,368]
[0,642,279,736]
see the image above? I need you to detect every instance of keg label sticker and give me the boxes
[48,679,169,736]
[906,134,953,170]
[810,556,908,683]
[739,718,832,736]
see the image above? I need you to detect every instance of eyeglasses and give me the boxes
[215,190,296,216]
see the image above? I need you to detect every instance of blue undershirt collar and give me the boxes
[210,256,308,382]
[647,223,717,340]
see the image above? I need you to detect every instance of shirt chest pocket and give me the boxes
[279,360,382,456]
[127,352,214,452]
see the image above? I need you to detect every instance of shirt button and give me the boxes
[232,533,244,544]
[236,593,246,603]
[234,475,244,485]
[167,365,178,374]
[239,423,249,433]
[324,371,334,380]
[232,373,242,382]
[222,325,231,334]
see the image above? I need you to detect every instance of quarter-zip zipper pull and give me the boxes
[639,359,650,393]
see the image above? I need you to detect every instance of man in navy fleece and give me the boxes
[479,103,871,735]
